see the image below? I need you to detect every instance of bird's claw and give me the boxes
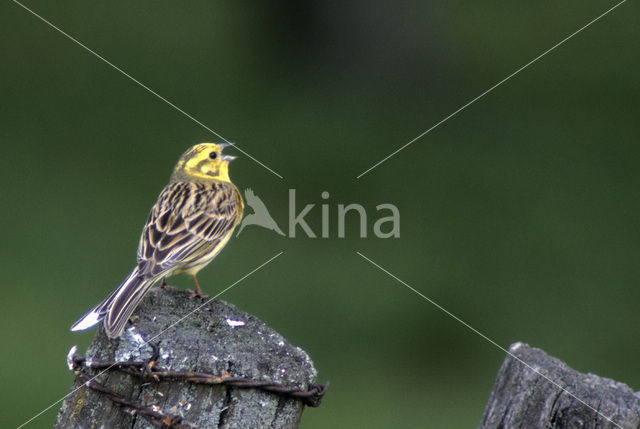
[187,289,209,300]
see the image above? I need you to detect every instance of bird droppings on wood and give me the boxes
[225,318,246,327]
[509,341,523,352]
[127,326,146,345]
[66,345,78,370]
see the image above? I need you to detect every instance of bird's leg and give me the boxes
[193,275,203,295]
[159,277,168,290]
[188,274,209,299]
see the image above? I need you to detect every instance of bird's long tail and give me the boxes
[70,268,158,338]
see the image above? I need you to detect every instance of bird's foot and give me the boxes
[187,288,209,300]
[158,278,177,292]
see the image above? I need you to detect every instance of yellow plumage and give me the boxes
[71,143,243,338]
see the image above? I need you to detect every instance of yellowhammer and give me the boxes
[71,143,244,338]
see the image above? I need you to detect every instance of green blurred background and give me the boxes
[2,1,638,427]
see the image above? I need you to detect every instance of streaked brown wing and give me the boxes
[137,181,242,277]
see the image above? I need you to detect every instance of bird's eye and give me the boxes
[209,152,218,159]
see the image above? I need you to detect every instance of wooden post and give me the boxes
[480,342,640,429]
[55,286,323,428]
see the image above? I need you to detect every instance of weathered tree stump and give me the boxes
[56,286,323,428]
[480,342,640,429]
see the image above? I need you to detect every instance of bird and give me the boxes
[71,143,244,338]
[236,188,285,237]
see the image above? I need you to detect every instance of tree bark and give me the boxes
[480,342,640,429]
[56,286,320,429]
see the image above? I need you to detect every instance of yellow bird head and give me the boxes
[170,143,237,183]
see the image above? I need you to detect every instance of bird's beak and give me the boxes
[219,143,237,161]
